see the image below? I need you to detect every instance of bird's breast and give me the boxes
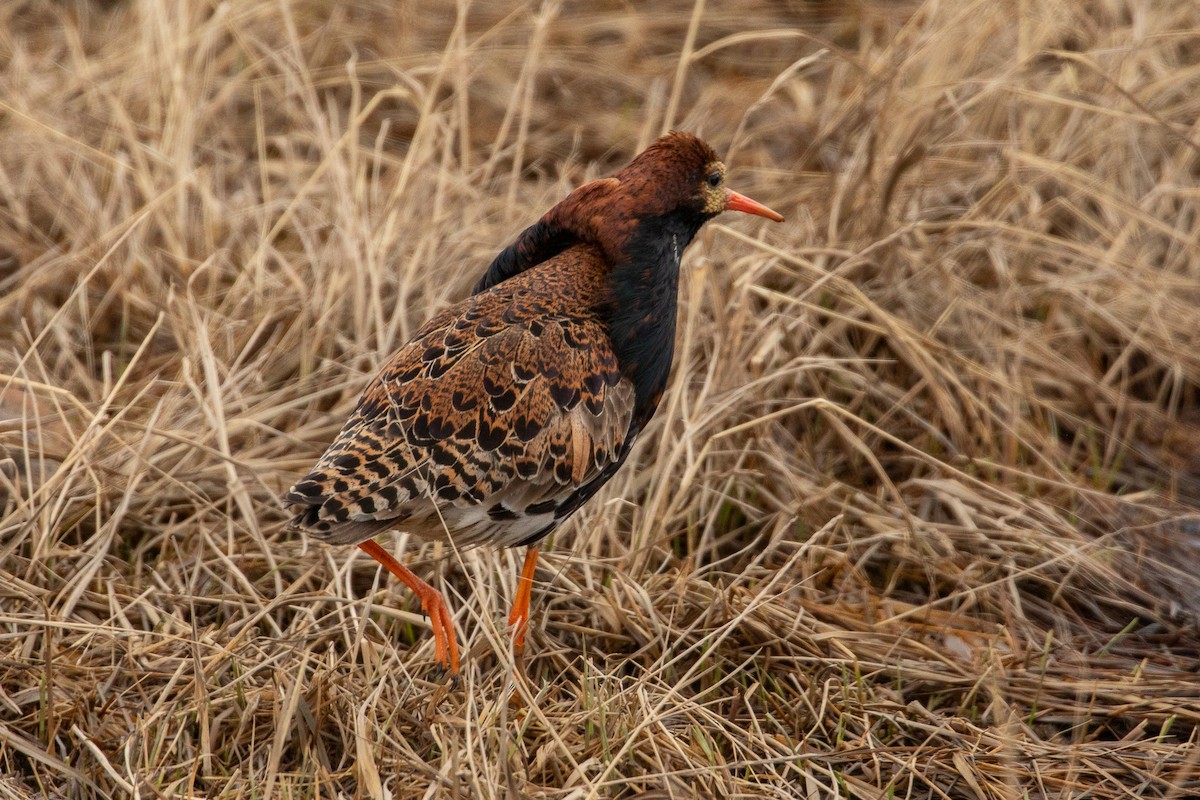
[603,216,695,426]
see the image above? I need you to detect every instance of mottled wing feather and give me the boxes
[285,276,634,549]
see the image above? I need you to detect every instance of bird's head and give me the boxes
[473,132,782,294]
[613,131,784,226]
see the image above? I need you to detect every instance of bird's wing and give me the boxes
[284,281,635,548]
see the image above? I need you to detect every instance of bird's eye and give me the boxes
[706,172,722,188]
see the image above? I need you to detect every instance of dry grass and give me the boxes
[2,0,1200,797]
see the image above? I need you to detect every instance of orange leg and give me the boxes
[358,539,460,675]
[507,546,540,651]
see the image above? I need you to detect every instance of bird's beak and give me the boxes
[725,189,784,222]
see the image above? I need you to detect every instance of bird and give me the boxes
[284,132,783,675]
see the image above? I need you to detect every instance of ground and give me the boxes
[2,1,1199,798]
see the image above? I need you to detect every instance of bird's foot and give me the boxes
[419,589,461,677]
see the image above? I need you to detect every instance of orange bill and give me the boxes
[725,189,784,222]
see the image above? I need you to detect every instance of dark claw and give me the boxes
[430,665,460,692]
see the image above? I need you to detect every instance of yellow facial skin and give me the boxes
[699,161,728,214]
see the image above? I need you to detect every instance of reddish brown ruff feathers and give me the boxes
[474,133,722,293]
[283,132,782,672]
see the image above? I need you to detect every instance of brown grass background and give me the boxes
[3,0,1200,797]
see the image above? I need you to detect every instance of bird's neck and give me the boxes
[607,213,704,426]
